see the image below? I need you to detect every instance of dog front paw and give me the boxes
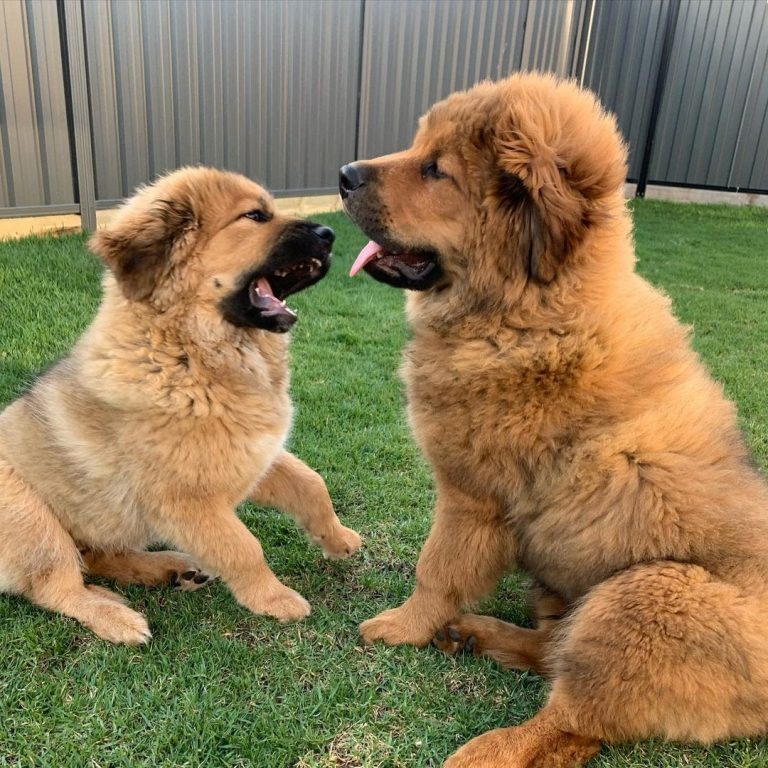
[262,586,311,623]
[360,606,436,647]
[319,524,362,559]
[236,581,311,623]
[85,601,153,645]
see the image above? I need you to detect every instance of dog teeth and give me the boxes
[272,260,320,280]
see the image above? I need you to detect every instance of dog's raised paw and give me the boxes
[320,525,363,559]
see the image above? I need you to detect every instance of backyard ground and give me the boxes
[0,200,767,767]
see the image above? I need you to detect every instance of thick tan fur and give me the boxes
[348,74,768,765]
[0,167,360,644]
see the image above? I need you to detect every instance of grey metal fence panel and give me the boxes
[650,0,768,190]
[0,0,75,211]
[579,0,670,180]
[724,1,768,192]
[83,0,362,203]
[2,0,768,221]
[522,0,587,76]
[82,0,121,205]
[728,4,768,189]
[357,0,589,159]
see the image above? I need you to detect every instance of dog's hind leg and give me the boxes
[433,615,553,674]
[433,583,566,673]
[83,549,212,590]
[250,450,362,559]
[0,459,151,644]
[529,582,568,630]
[443,705,600,768]
[444,561,768,767]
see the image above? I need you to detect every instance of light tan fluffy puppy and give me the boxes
[0,167,361,644]
[341,73,768,767]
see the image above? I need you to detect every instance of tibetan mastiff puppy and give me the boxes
[0,167,360,644]
[341,74,768,766]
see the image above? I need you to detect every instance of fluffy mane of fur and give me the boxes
[345,74,768,766]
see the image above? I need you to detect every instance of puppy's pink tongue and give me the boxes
[349,240,383,277]
[250,277,293,317]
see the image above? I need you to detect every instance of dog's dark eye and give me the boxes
[241,209,272,223]
[422,160,448,180]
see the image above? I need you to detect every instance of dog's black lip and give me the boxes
[256,253,331,301]
[219,220,332,333]
[342,200,443,290]
[241,252,331,332]
[361,246,442,291]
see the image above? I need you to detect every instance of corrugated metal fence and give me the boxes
[1,0,767,229]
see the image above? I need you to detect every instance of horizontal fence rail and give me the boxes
[0,0,766,228]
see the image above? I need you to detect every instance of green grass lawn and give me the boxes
[0,200,767,767]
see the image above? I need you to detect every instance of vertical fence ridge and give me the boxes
[61,0,95,230]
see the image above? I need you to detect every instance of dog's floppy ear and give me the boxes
[89,198,197,301]
[494,91,627,284]
[523,202,557,284]
[495,126,583,285]
[492,167,564,284]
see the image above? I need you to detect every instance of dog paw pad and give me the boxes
[433,624,478,657]
[171,568,211,591]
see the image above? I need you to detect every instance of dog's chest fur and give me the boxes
[403,326,659,601]
[404,317,768,603]
[404,326,594,497]
[0,327,292,552]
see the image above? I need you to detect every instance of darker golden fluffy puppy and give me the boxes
[0,167,361,644]
[341,73,768,766]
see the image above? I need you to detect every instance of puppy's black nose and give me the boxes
[339,163,364,198]
[312,225,335,246]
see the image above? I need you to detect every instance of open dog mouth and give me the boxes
[221,219,333,334]
[248,257,326,324]
[349,240,440,290]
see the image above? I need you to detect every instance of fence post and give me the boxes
[353,0,367,161]
[60,0,96,231]
[635,0,681,198]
